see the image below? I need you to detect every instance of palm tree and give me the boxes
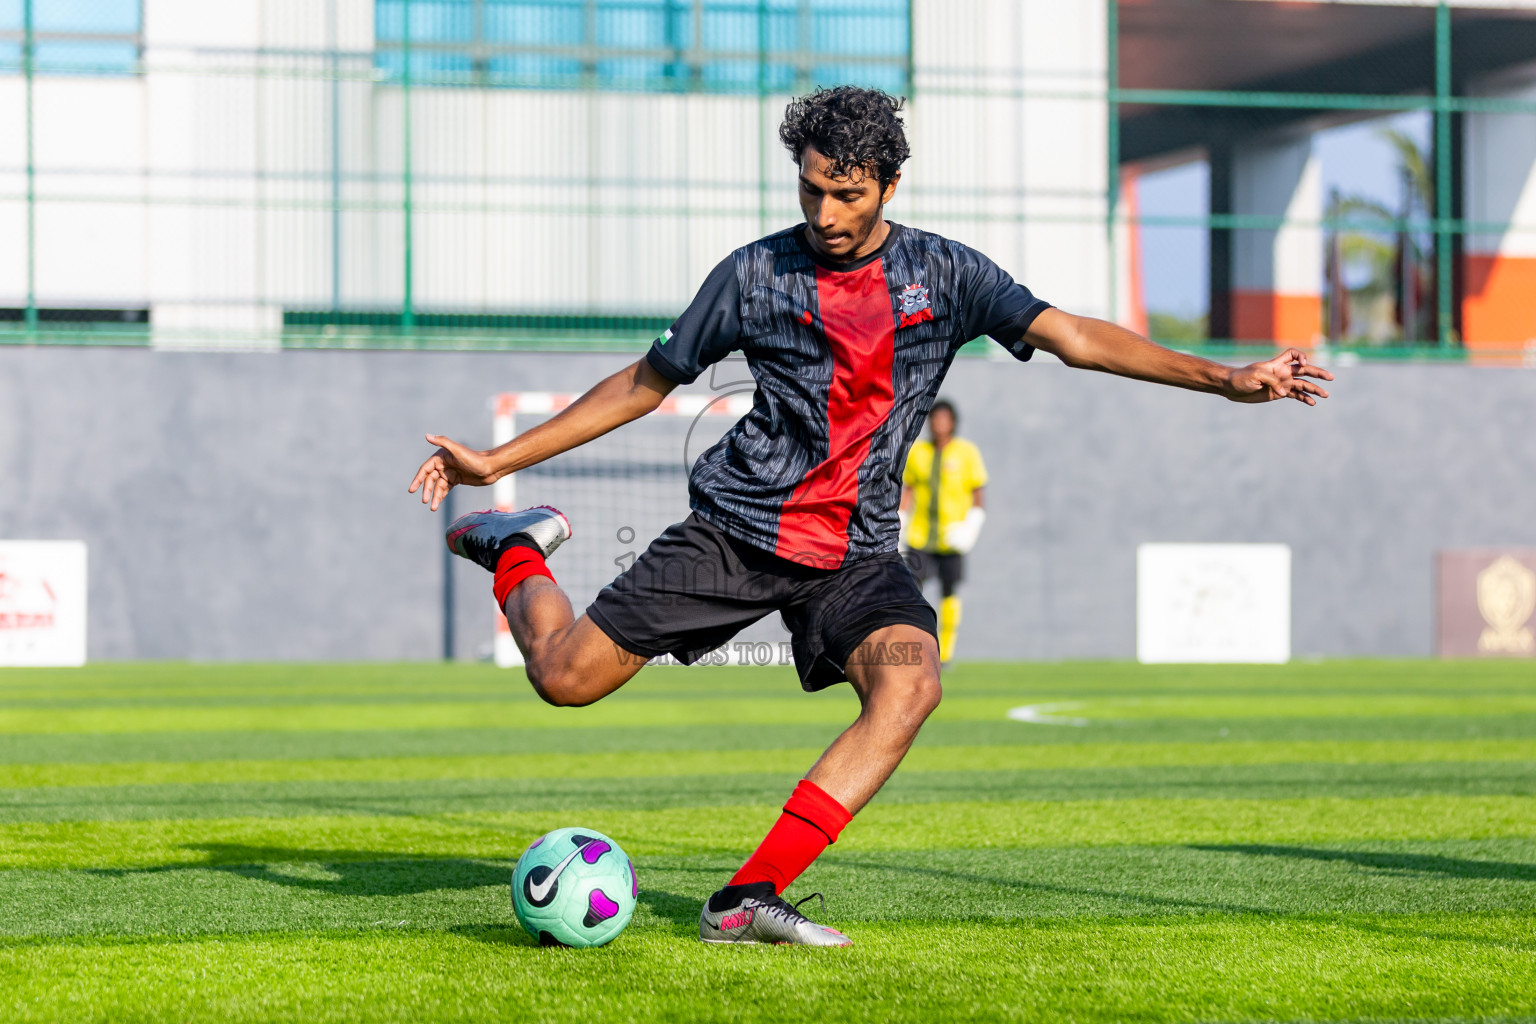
[1379,127,1435,344]
[1324,190,1395,342]
[1321,126,1434,344]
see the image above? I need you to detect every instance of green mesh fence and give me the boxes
[3,1,1535,361]
[1114,1,1536,362]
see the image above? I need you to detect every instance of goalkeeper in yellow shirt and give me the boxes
[899,400,986,665]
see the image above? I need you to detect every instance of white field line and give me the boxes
[1006,702,1090,727]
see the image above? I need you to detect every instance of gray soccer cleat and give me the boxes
[444,505,572,572]
[699,882,852,946]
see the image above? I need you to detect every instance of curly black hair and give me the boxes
[779,86,910,186]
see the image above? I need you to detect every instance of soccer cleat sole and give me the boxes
[699,937,832,946]
[444,506,572,553]
[443,505,572,566]
[699,936,850,947]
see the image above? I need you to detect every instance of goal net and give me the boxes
[490,390,761,667]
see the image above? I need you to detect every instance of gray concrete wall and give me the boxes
[1,345,1532,661]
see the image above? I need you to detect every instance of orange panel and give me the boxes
[1121,170,1149,337]
[1231,290,1322,345]
[1463,254,1536,351]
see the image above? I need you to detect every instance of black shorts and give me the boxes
[587,513,937,691]
[905,550,964,596]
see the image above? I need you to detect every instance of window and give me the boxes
[0,0,142,75]
[374,0,910,95]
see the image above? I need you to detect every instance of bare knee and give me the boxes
[907,672,944,721]
[526,660,593,707]
[525,633,638,707]
[866,671,943,736]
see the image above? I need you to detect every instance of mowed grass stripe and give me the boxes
[2,915,1534,1024]
[0,680,826,709]
[5,840,1535,940]
[11,680,1536,707]
[6,659,1536,694]
[8,761,1535,825]
[0,696,859,734]
[4,795,1533,870]
[1050,694,1536,720]
[11,715,1536,766]
[4,738,1534,789]
[11,694,1536,735]
[0,724,848,765]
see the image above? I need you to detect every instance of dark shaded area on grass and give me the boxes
[447,924,537,948]
[1341,914,1536,954]
[88,848,516,897]
[632,888,707,929]
[1191,844,1536,882]
[796,841,1536,923]
[6,759,1533,824]
[76,847,707,934]
[224,857,510,899]
[10,841,1536,939]
[821,857,1276,916]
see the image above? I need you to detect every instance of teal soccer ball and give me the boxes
[512,827,637,948]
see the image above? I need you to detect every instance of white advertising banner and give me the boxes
[1137,543,1291,664]
[0,541,88,667]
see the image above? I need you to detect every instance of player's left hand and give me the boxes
[409,434,496,511]
[941,507,986,554]
[1223,348,1334,405]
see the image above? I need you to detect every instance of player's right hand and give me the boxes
[409,434,496,511]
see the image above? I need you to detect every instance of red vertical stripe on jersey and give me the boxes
[775,260,896,566]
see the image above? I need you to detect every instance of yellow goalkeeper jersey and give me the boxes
[902,437,987,552]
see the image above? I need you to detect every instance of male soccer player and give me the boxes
[900,399,986,664]
[409,86,1332,947]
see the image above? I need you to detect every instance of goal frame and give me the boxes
[489,390,753,667]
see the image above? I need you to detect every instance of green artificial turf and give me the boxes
[0,661,1533,1022]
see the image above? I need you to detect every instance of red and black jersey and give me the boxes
[646,222,1049,569]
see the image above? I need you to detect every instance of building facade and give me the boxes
[0,0,1110,343]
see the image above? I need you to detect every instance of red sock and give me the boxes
[729,779,853,893]
[492,544,555,607]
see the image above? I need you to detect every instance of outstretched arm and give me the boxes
[1024,308,1333,405]
[408,357,677,511]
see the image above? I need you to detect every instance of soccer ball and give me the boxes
[512,826,637,948]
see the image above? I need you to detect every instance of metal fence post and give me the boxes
[1435,1,1454,347]
[402,0,416,334]
[1106,0,1120,327]
[23,0,37,338]
[758,0,770,237]
[330,0,343,314]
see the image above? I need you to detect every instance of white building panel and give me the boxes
[1233,132,1322,296]
[0,77,29,307]
[1464,75,1536,258]
[145,0,262,50]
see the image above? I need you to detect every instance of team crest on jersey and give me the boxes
[898,283,933,328]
